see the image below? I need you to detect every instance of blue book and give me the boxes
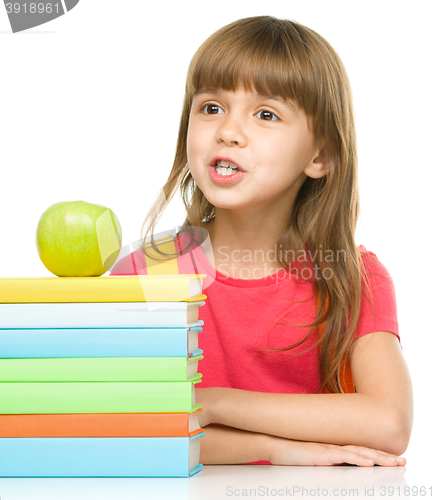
[0,301,205,329]
[0,434,205,477]
[0,325,203,358]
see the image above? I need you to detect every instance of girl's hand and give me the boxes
[269,438,407,467]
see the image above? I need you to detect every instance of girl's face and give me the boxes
[187,87,326,214]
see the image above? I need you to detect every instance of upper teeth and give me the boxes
[215,160,240,170]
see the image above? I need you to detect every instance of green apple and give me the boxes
[36,200,122,277]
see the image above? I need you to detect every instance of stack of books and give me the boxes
[0,275,207,477]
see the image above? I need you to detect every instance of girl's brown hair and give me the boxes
[140,15,378,394]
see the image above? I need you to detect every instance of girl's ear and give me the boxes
[304,145,330,179]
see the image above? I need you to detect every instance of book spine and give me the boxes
[0,302,204,328]
[0,382,200,414]
[0,276,206,303]
[0,356,204,382]
[0,411,204,437]
[0,327,202,358]
[0,436,205,477]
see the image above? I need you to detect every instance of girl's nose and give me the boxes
[216,118,248,147]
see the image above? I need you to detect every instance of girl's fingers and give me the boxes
[269,440,406,467]
[328,448,376,467]
[340,445,406,467]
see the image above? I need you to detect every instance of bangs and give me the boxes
[186,17,321,119]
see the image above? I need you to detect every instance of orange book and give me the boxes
[0,409,203,438]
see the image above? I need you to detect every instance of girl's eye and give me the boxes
[255,110,279,121]
[200,103,224,115]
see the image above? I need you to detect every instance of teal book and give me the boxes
[0,435,205,477]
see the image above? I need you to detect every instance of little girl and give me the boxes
[111,15,413,467]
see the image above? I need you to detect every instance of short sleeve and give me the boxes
[353,246,401,346]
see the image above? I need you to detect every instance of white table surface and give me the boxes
[0,462,434,500]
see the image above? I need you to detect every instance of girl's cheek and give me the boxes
[186,126,201,159]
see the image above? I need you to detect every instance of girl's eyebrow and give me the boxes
[193,88,297,112]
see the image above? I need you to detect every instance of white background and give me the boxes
[0,0,434,494]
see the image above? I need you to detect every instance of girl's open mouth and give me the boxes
[208,164,246,184]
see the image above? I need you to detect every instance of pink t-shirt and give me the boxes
[110,234,400,464]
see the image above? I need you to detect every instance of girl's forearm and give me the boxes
[200,424,272,464]
[199,423,406,467]
[205,388,405,455]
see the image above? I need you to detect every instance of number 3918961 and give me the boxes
[5,3,61,14]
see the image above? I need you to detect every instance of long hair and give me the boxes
[140,15,378,394]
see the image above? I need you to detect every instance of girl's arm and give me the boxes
[201,424,406,466]
[197,331,413,456]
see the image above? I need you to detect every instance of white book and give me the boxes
[0,301,205,329]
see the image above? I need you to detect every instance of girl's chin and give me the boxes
[205,196,249,210]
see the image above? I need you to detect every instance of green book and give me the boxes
[0,379,201,414]
[0,355,203,382]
